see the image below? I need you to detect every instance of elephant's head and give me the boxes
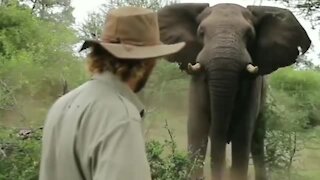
[158,3,311,76]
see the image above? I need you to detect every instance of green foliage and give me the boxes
[0,127,41,180]
[261,67,320,179]
[146,121,203,180]
[0,2,87,126]
[21,0,75,25]
[0,4,77,60]
[269,68,320,127]
[146,140,195,180]
[265,129,301,179]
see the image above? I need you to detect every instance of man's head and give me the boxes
[80,6,185,92]
[86,43,157,92]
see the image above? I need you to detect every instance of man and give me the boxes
[39,6,185,180]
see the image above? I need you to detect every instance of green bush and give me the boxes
[0,127,41,180]
[262,67,320,179]
[0,3,88,127]
[145,120,203,180]
[146,140,195,180]
[269,68,320,128]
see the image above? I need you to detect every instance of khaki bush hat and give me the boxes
[79,6,185,59]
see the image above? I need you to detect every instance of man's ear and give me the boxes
[247,5,311,75]
[157,3,209,72]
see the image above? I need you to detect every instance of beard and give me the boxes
[133,59,157,93]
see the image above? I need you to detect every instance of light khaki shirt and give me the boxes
[39,71,151,180]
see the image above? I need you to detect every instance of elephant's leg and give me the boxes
[231,77,263,180]
[230,123,252,180]
[188,74,210,180]
[209,128,227,180]
[251,113,267,180]
[252,78,268,180]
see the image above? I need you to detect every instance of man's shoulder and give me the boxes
[54,81,122,108]
[55,80,141,120]
[85,80,143,121]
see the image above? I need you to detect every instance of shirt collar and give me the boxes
[91,71,145,118]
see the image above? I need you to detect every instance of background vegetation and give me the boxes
[0,0,320,179]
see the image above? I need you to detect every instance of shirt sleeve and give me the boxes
[91,119,152,180]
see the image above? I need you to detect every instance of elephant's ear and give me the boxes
[157,3,209,72]
[247,6,311,75]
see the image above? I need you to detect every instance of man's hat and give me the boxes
[79,6,185,59]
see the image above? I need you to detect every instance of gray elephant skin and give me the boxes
[157,3,311,180]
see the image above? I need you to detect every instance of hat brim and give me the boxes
[80,40,186,59]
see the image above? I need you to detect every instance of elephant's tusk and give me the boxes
[246,64,259,74]
[297,46,303,55]
[187,63,202,73]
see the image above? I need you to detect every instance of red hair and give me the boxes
[86,44,156,82]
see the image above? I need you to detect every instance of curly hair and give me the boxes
[86,44,156,82]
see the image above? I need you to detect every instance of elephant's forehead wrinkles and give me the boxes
[202,15,252,35]
[202,4,253,34]
[211,9,242,18]
[203,25,245,42]
[211,3,246,11]
[208,25,243,34]
[210,4,247,16]
[208,14,250,25]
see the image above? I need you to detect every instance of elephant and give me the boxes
[157,3,311,180]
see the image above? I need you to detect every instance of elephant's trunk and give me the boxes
[207,58,241,142]
[206,58,241,177]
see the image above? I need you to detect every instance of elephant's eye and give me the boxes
[197,26,205,39]
[244,26,255,45]
[245,26,255,40]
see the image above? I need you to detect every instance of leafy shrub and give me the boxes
[262,69,320,179]
[146,120,203,180]
[0,3,88,127]
[261,68,320,179]
[269,68,320,128]
[0,127,41,180]
[146,140,194,180]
